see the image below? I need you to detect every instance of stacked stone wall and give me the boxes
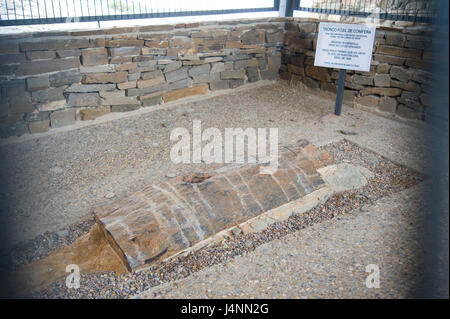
[0,18,285,137]
[0,17,434,138]
[280,18,434,120]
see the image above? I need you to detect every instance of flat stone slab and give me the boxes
[94,139,333,271]
[317,163,373,192]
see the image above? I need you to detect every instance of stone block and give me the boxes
[35,100,68,111]
[144,40,169,48]
[27,76,50,91]
[162,84,208,102]
[141,70,163,80]
[19,38,90,51]
[164,68,188,83]
[260,70,279,81]
[32,86,66,103]
[6,87,34,114]
[289,37,313,50]
[65,83,116,92]
[140,91,164,107]
[141,47,167,55]
[220,69,246,80]
[137,76,166,89]
[109,47,140,57]
[376,45,422,58]
[111,104,140,112]
[126,85,168,97]
[189,64,211,77]
[360,87,402,97]
[209,80,230,91]
[412,70,432,84]
[116,62,138,71]
[298,23,317,33]
[287,64,304,76]
[241,30,265,45]
[0,53,26,65]
[305,66,330,82]
[246,68,260,82]
[168,78,193,90]
[117,81,137,90]
[81,48,108,66]
[373,54,405,66]
[80,65,115,73]
[67,93,101,107]
[25,50,56,60]
[191,74,211,84]
[16,57,80,76]
[385,34,405,47]
[268,56,281,72]
[82,72,128,84]
[79,106,110,120]
[353,75,373,85]
[101,95,138,106]
[374,74,391,87]
[378,96,398,113]
[390,66,411,82]
[28,120,50,133]
[164,61,182,73]
[396,104,420,119]
[356,95,380,107]
[56,49,82,58]
[50,108,76,128]
[226,41,244,49]
[376,63,390,74]
[105,39,144,47]
[210,62,226,73]
[49,70,82,87]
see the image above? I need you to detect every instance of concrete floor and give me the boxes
[0,80,447,298]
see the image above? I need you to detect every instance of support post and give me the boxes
[334,69,346,115]
[279,0,295,17]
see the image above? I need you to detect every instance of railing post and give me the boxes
[279,0,295,17]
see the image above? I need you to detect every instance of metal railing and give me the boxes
[295,0,437,23]
[0,0,279,26]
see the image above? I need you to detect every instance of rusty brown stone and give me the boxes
[162,84,208,102]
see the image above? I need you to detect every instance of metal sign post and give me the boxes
[314,22,376,116]
[334,69,347,115]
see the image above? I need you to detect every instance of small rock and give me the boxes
[105,192,116,199]
[231,227,242,237]
[56,229,69,238]
[166,173,176,178]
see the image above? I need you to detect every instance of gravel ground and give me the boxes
[31,140,425,298]
[0,81,429,251]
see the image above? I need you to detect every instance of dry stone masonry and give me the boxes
[0,19,285,138]
[94,139,333,271]
[0,17,434,137]
[280,18,434,120]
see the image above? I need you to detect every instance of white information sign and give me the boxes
[314,22,376,72]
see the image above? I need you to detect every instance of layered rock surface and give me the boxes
[94,140,333,271]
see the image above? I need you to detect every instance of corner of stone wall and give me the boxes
[280,18,434,122]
